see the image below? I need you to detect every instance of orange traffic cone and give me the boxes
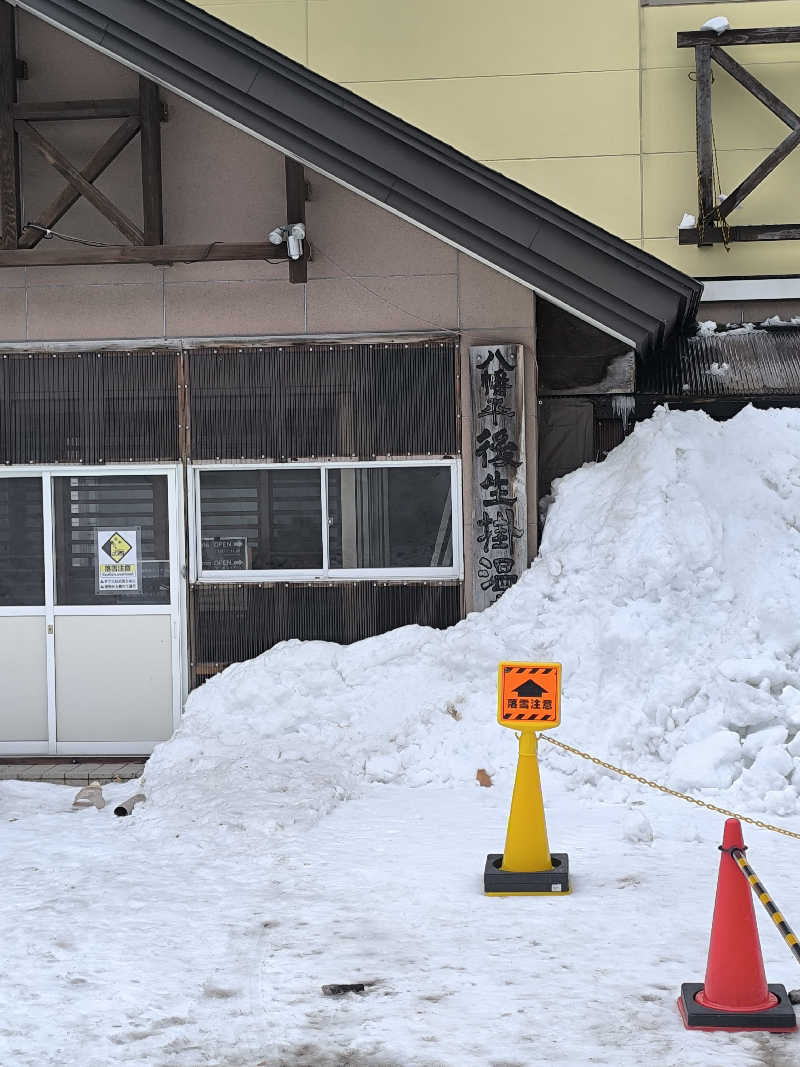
[678,818,797,1031]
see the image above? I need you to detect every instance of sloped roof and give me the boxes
[640,325,800,398]
[14,0,702,354]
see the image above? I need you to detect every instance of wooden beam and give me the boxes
[19,116,141,249]
[716,125,800,220]
[13,98,140,122]
[695,44,714,244]
[0,1,20,249]
[138,78,163,245]
[16,119,145,244]
[678,27,800,49]
[284,156,307,284]
[710,47,800,131]
[679,223,800,244]
[0,241,288,267]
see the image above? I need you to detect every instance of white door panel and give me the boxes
[0,617,48,741]
[54,615,173,743]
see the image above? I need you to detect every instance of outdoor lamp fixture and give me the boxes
[268,222,306,260]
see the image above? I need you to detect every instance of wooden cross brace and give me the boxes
[677,26,800,245]
[0,1,304,271]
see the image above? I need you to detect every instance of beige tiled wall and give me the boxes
[6,14,537,350]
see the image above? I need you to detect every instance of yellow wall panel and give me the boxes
[347,71,641,161]
[495,155,642,240]
[191,0,800,280]
[644,149,800,238]
[642,2,800,69]
[643,62,800,154]
[196,2,307,63]
[309,0,639,83]
[643,236,800,279]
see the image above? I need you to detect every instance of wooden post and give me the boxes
[695,44,714,245]
[0,1,20,249]
[139,77,163,245]
[284,156,307,284]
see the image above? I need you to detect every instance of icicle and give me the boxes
[611,395,635,433]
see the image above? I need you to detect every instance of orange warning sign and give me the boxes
[497,662,561,730]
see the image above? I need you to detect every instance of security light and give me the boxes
[287,223,305,260]
[267,222,306,260]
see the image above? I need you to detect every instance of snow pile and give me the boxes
[143,406,800,831]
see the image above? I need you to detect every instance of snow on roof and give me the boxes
[641,323,800,398]
[143,406,800,829]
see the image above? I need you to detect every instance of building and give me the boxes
[176,2,800,521]
[1,0,729,757]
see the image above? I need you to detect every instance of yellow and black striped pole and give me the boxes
[731,847,800,969]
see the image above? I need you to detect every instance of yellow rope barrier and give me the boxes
[539,734,800,843]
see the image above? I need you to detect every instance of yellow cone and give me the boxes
[501,731,552,872]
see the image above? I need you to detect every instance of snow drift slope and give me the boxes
[143,407,800,828]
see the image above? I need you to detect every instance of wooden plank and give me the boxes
[710,48,800,131]
[15,119,145,245]
[0,241,288,267]
[695,44,714,243]
[470,344,527,612]
[0,1,20,249]
[284,156,307,284]
[678,28,800,48]
[138,78,163,245]
[13,98,139,121]
[678,224,800,244]
[19,116,141,249]
[716,126,800,219]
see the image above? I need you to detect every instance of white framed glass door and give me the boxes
[0,466,183,755]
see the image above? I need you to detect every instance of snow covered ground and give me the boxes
[2,406,800,1066]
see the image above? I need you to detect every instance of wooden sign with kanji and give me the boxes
[497,662,561,730]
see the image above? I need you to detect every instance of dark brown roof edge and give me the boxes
[14,0,703,354]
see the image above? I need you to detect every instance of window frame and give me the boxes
[191,459,463,583]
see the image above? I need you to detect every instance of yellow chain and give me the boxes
[539,734,800,842]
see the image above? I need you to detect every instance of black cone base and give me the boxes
[678,983,797,1032]
[483,853,570,895]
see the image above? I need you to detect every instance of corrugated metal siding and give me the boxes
[188,341,459,460]
[190,581,462,686]
[639,328,800,399]
[594,418,627,458]
[0,350,179,464]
